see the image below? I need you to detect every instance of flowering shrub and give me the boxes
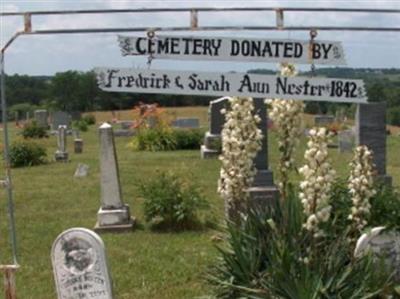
[139,171,209,230]
[266,64,304,199]
[348,146,376,233]
[218,97,263,221]
[299,127,336,238]
[9,140,47,167]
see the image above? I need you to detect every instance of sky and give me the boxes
[1,0,400,76]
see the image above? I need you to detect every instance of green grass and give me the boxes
[0,109,398,298]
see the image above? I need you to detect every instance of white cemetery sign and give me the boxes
[118,35,346,65]
[95,68,367,103]
[51,228,113,299]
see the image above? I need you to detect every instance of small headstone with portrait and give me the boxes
[354,226,400,282]
[51,228,113,299]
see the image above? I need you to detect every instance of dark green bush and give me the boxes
[133,127,176,151]
[139,171,209,230]
[388,107,400,126]
[82,114,96,125]
[9,140,47,167]
[21,121,48,139]
[132,128,205,151]
[72,119,89,132]
[171,128,204,150]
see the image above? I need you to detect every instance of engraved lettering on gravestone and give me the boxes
[51,228,113,299]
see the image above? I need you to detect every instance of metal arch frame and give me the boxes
[0,6,400,266]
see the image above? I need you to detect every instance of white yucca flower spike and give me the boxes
[265,63,304,199]
[299,127,336,238]
[218,97,263,220]
[348,145,376,232]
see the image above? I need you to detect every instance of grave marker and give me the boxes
[34,109,48,128]
[314,114,335,126]
[74,139,83,154]
[55,125,68,162]
[338,129,354,153]
[171,118,200,128]
[355,226,400,282]
[95,123,135,231]
[51,228,113,299]
[74,163,89,178]
[201,97,229,158]
[51,111,71,130]
[356,103,392,185]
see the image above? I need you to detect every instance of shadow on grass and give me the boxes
[147,218,217,233]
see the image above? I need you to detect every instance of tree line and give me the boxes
[4,68,400,125]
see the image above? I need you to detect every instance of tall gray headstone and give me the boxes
[55,125,69,162]
[223,98,279,221]
[247,98,279,210]
[356,103,392,185]
[95,123,135,232]
[51,111,71,130]
[34,109,48,128]
[51,228,113,299]
[201,97,230,159]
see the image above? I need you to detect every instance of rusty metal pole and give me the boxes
[0,265,19,299]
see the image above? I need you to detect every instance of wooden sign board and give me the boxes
[95,68,367,103]
[118,35,346,65]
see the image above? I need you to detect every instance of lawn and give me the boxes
[0,107,399,298]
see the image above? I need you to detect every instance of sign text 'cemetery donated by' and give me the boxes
[118,35,346,65]
[95,68,367,103]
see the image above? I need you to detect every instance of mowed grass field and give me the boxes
[0,106,399,298]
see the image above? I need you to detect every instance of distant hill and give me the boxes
[248,67,400,80]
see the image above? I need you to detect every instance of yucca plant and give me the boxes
[208,183,394,299]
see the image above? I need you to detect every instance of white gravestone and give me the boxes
[338,129,354,153]
[51,228,113,299]
[95,123,135,232]
[355,226,400,281]
[55,125,69,162]
[74,163,89,178]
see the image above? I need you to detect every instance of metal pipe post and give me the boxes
[0,53,18,266]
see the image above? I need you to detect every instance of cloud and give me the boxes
[1,0,400,75]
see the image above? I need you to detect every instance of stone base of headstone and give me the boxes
[54,151,68,162]
[204,132,221,149]
[224,186,279,224]
[248,186,280,211]
[252,169,274,187]
[74,139,83,154]
[200,145,220,159]
[248,169,279,214]
[376,174,393,187]
[95,204,136,232]
[200,132,221,159]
